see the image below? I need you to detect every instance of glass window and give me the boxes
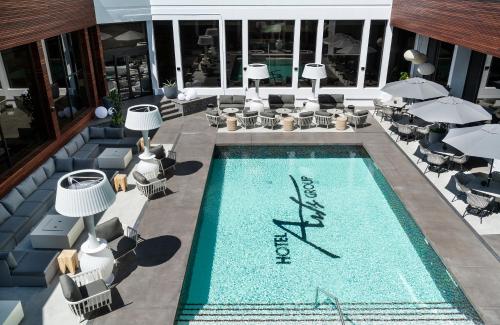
[386,27,416,82]
[487,56,500,88]
[364,20,387,87]
[248,20,295,87]
[100,22,152,99]
[154,21,176,87]
[433,41,455,86]
[225,21,243,88]
[298,20,318,88]
[0,44,50,178]
[321,20,364,87]
[179,20,221,87]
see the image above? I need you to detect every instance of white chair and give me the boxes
[463,191,495,223]
[295,112,315,129]
[205,111,226,127]
[345,111,369,130]
[236,112,258,129]
[60,269,112,321]
[259,112,279,129]
[314,112,334,128]
[133,171,168,199]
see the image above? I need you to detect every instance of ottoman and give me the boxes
[98,148,133,169]
[0,301,23,325]
[227,117,237,131]
[336,115,347,131]
[283,117,295,131]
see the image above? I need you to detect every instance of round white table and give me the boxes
[276,108,292,116]
[326,109,342,116]
[223,107,239,115]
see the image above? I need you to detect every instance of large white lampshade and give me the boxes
[302,63,327,80]
[247,63,269,80]
[417,62,436,76]
[205,28,218,37]
[403,49,426,64]
[125,104,162,131]
[56,170,116,284]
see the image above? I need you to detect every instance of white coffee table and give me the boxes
[276,108,292,116]
[30,211,84,249]
[98,148,132,169]
[223,107,239,115]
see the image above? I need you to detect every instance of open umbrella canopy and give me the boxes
[443,124,500,160]
[381,77,448,100]
[408,96,492,124]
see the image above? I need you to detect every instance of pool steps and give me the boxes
[176,301,482,324]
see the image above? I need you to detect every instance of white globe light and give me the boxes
[185,88,197,100]
[417,63,436,76]
[177,93,186,101]
[95,106,108,119]
[403,49,427,64]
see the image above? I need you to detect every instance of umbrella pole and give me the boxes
[488,159,494,187]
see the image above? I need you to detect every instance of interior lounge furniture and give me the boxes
[318,94,345,111]
[345,110,369,130]
[96,217,138,261]
[0,300,24,325]
[296,111,315,129]
[218,95,246,110]
[0,250,59,287]
[268,95,295,111]
[424,153,449,177]
[206,108,226,127]
[133,171,168,199]
[150,145,177,175]
[259,111,279,129]
[314,111,334,128]
[30,211,84,249]
[237,111,258,129]
[463,191,495,223]
[60,269,112,321]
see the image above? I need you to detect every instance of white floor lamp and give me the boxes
[55,170,116,284]
[125,104,163,178]
[302,63,326,111]
[247,63,269,112]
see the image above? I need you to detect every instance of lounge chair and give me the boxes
[133,171,168,199]
[296,111,314,129]
[345,110,369,130]
[463,191,495,223]
[205,109,226,128]
[237,111,258,129]
[60,269,112,321]
[150,145,176,175]
[259,111,279,129]
[96,217,138,261]
[268,95,295,111]
[424,153,449,177]
[314,111,334,128]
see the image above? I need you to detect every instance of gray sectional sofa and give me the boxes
[0,125,140,287]
[268,94,296,110]
[218,95,246,110]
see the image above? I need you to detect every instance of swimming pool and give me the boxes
[177,146,481,324]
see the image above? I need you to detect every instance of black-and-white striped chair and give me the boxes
[295,111,315,129]
[452,173,471,202]
[424,153,449,177]
[314,111,334,129]
[259,111,279,129]
[237,111,258,129]
[463,191,495,223]
[205,109,226,127]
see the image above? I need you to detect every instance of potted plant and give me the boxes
[108,89,125,127]
[399,71,410,81]
[162,80,177,99]
[428,124,447,143]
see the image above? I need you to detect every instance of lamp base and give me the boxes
[304,100,320,111]
[248,100,265,112]
[136,157,159,179]
[80,237,115,285]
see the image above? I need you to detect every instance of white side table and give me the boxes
[0,301,24,325]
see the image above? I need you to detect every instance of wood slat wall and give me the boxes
[391,0,500,58]
[0,0,96,51]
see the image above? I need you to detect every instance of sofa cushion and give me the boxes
[59,274,83,302]
[0,233,16,251]
[0,216,29,237]
[80,279,108,299]
[260,111,276,118]
[79,143,99,153]
[38,178,59,191]
[133,171,149,185]
[89,127,105,139]
[72,134,85,149]
[315,110,333,117]
[219,95,232,104]
[13,201,46,218]
[96,217,124,242]
[105,127,124,139]
[31,167,48,186]
[299,111,314,117]
[16,177,38,198]
[72,150,93,159]
[88,138,121,146]
[54,158,73,172]
[233,95,246,104]
[64,140,78,157]
[243,110,258,117]
[54,147,69,158]
[0,204,10,225]
[80,127,90,143]
[0,251,17,269]
[41,158,56,177]
[0,189,24,214]
[73,158,97,170]
[26,189,55,203]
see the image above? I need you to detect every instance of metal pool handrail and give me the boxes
[315,287,345,325]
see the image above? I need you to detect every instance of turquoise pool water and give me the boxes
[178,146,480,324]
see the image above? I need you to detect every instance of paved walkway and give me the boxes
[93,108,500,325]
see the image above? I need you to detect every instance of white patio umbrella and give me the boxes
[443,124,500,185]
[115,30,144,41]
[381,77,448,100]
[408,96,492,124]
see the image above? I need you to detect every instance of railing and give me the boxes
[315,287,345,325]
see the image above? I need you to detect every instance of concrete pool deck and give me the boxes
[92,102,500,325]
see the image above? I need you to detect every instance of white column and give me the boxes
[219,18,227,93]
[378,22,393,87]
[315,20,324,96]
[357,19,371,88]
[411,34,429,77]
[172,20,184,91]
[0,53,11,99]
[448,45,471,97]
[146,20,160,95]
[291,19,301,90]
[242,20,249,92]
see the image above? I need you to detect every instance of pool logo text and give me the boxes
[273,175,339,264]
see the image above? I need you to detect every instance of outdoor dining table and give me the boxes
[427,142,461,157]
[468,178,500,202]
